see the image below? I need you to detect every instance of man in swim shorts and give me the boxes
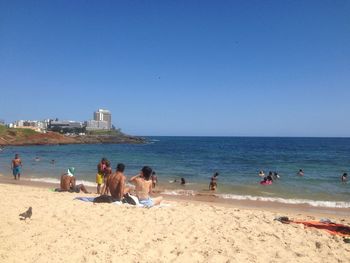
[11,154,22,180]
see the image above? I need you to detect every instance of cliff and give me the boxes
[0,126,145,146]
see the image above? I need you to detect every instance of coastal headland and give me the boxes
[0,126,145,146]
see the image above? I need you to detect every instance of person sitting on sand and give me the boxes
[55,167,90,193]
[105,163,130,200]
[96,158,107,194]
[11,154,22,180]
[209,172,219,190]
[297,169,304,176]
[129,166,162,207]
[341,173,348,182]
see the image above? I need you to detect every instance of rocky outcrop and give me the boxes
[0,129,145,146]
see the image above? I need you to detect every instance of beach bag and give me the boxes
[122,193,139,205]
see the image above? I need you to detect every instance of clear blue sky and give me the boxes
[1,0,349,136]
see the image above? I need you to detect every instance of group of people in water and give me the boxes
[9,153,348,203]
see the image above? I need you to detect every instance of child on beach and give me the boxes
[96,158,107,194]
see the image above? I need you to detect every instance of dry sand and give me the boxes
[0,182,349,263]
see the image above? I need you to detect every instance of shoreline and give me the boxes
[1,174,348,218]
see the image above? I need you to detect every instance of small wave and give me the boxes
[30,178,61,184]
[30,177,96,187]
[218,194,350,208]
[161,189,197,196]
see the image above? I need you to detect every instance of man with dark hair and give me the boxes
[105,163,129,200]
[129,166,163,207]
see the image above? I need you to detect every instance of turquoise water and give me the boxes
[1,137,349,207]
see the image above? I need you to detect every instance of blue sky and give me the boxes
[1,0,349,136]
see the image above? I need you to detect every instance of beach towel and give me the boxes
[275,216,350,237]
[74,197,95,202]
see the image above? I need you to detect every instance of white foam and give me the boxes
[217,194,350,208]
[30,177,96,187]
[30,177,61,184]
[161,189,196,196]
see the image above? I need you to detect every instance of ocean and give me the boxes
[1,137,349,208]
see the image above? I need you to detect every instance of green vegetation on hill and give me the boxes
[86,129,124,136]
[0,126,38,137]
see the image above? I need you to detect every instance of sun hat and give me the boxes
[67,167,75,177]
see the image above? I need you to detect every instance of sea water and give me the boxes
[0,137,349,208]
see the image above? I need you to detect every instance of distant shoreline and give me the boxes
[0,174,348,218]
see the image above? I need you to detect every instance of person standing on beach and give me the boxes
[129,166,163,207]
[105,163,129,200]
[11,154,22,180]
[101,160,112,195]
[209,172,219,190]
[96,158,107,194]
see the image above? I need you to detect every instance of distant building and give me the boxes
[85,120,109,130]
[49,120,84,133]
[12,119,48,133]
[93,109,112,130]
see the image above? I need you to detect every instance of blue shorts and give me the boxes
[139,198,154,207]
[13,166,21,176]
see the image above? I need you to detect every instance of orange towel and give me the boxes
[292,220,350,237]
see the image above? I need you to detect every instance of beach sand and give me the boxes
[0,180,349,262]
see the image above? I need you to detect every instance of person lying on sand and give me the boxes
[129,166,162,207]
[55,167,90,193]
[104,163,129,200]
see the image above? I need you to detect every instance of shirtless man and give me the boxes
[11,154,22,180]
[129,166,162,207]
[56,167,89,193]
[105,163,129,200]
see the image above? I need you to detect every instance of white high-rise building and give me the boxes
[93,109,112,129]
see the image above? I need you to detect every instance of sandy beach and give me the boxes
[0,177,349,263]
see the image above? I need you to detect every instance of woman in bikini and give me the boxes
[129,166,162,207]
